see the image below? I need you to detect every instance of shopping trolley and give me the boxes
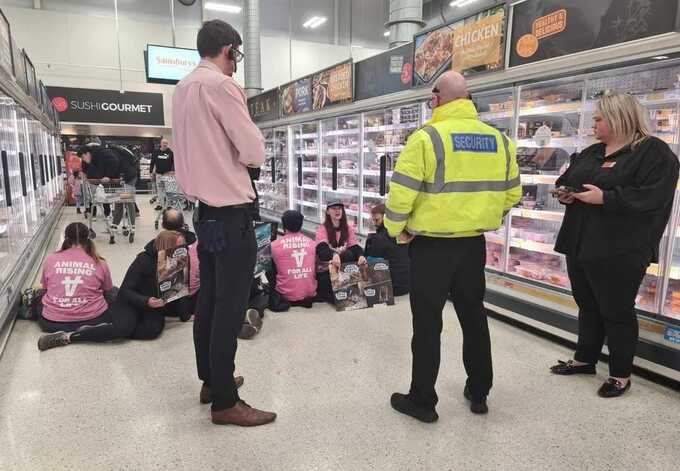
[154,174,187,229]
[84,178,136,244]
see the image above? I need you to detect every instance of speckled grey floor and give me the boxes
[0,202,679,471]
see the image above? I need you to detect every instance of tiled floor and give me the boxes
[0,201,679,470]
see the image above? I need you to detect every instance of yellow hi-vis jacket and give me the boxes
[385,99,521,238]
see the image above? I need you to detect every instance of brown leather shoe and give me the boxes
[211,401,277,427]
[199,376,244,404]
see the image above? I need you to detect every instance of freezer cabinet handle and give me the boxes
[332,157,338,191]
[271,158,276,184]
[379,155,387,196]
[18,152,27,197]
[1,151,12,207]
[297,157,302,187]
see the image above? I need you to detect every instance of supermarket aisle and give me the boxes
[0,202,679,471]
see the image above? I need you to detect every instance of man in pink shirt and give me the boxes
[270,210,317,308]
[172,20,274,427]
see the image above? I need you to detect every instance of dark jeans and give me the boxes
[409,235,492,408]
[567,250,651,377]
[125,295,196,340]
[194,203,256,411]
[38,302,136,342]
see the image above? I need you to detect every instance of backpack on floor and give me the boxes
[18,287,45,320]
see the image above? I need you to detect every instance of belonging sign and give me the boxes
[47,86,165,126]
[280,77,312,117]
[330,260,395,312]
[248,88,279,122]
[509,0,679,67]
[355,43,413,101]
[311,60,353,111]
[0,9,12,78]
[145,44,200,84]
[413,5,505,86]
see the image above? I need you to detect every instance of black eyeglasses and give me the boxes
[431,86,440,94]
[231,47,244,63]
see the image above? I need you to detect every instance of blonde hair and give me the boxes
[597,91,651,148]
[154,230,185,252]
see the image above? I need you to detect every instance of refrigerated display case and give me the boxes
[320,115,361,227]
[361,103,421,233]
[257,127,289,215]
[292,122,321,222]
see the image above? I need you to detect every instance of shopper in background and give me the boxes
[385,71,521,421]
[364,204,410,296]
[69,170,83,214]
[550,91,679,397]
[315,202,367,303]
[172,19,274,426]
[150,138,175,211]
[268,210,317,310]
[117,230,195,340]
[36,222,135,351]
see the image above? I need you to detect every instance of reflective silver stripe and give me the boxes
[390,171,422,191]
[385,208,409,222]
[406,229,497,237]
[422,175,520,193]
[422,125,446,192]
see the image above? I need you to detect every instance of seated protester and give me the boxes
[268,210,317,310]
[364,204,410,296]
[160,209,199,314]
[118,230,195,340]
[37,223,135,351]
[315,201,366,303]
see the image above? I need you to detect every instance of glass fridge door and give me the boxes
[583,60,680,314]
[292,122,321,222]
[473,87,516,271]
[256,128,275,213]
[508,78,585,289]
[361,103,421,234]
[321,114,361,227]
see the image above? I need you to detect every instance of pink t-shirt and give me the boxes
[315,223,360,272]
[41,247,113,323]
[271,233,318,302]
[188,242,200,296]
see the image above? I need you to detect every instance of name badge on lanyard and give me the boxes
[601,160,616,168]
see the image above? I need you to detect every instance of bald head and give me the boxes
[435,71,469,105]
[162,209,185,231]
[160,138,169,150]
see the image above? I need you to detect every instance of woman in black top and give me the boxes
[365,204,410,296]
[550,92,679,397]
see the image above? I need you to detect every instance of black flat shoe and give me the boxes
[463,386,488,415]
[550,359,596,375]
[390,393,438,423]
[598,378,631,398]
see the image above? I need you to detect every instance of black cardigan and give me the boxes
[365,225,410,294]
[554,137,679,262]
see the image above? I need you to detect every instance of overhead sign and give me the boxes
[47,86,165,126]
[311,60,353,111]
[280,77,312,117]
[24,52,38,103]
[0,9,12,78]
[145,44,200,84]
[509,0,679,67]
[11,36,27,95]
[413,5,505,87]
[355,44,413,101]
[248,88,279,122]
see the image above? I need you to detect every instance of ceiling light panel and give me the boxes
[204,2,242,13]
[303,16,328,29]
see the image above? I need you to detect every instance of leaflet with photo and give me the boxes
[330,259,395,312]
[157,245,190,304]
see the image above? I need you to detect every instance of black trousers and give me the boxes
[38,302,136,342]
[567,249,651,377]
[194,203,256,411]
[409,235,492,408]
[315,271,334,303]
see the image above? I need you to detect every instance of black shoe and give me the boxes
[76,208,82,214]
[597,378,631,398]
[463,386,488,415]
[550,359,596,375]
[109,236,116,245]
[301,298,313,309]
[38,331,70,351]
[155,205,162,211]
[179,310,193,322]
[390,393,438,423]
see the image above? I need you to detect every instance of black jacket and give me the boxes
[365,225,410,295]
[119,230,197,308]
[554,137,679,262]
[150,148,174,174]
[82,145,138,183]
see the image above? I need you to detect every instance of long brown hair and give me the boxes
[324,206,349,248]
[61,222,104,264]
[154,230,185,252]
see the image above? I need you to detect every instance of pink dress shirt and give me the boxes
[172,60,265,207]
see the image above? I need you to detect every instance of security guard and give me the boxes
[386,71,521,422]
